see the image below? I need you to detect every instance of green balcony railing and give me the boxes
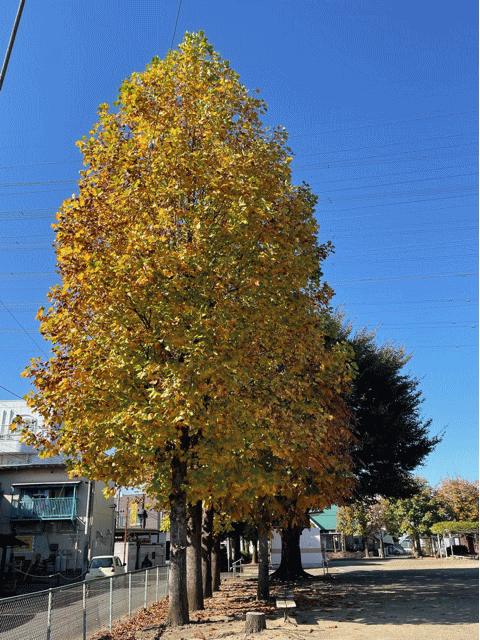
[12,496,77,520]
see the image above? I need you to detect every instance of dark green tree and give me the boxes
[274,321,442,579]
[339,324,442,501]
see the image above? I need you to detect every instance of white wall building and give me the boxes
[0,400,114,578]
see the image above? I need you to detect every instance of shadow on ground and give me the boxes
[288,565,478,628]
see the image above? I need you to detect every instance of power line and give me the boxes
[320,171,477,194]
[294,143,477,170]
[9,221,477,243]
[326,224,477,240]
[0,385,24,401]
[304,163,477,186]
[0,273,54,279]
[0,179,76,188]
[354,306,476,314]
[1,142,475,178]
[332,240,477,257]
[0,187,75,198]
[319,194,478,219]
[329,271,478,285]
[302,150,477,172]
[410,345,478,349]
[374,324,477,329]
[0,298,48,357]
[288,109,478,139]
[317,185,477,204]
[293,132,477,159]
[0,207,54,214]
[0,160,78,170]
[331,254,477,267]
[170,0,183,49]
[345,297,477,307]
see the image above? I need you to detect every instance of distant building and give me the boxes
[114,492,167,570]
[270,506,396,567]
[0,401,115,587]
[270,508,342,568]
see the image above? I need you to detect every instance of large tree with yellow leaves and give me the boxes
[21,33,353,625]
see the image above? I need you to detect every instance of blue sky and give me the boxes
[0,0,477,487]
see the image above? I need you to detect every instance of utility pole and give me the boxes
[123,497,129,566]
[0,0,27,91]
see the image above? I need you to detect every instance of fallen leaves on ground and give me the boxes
[88,575,348,640]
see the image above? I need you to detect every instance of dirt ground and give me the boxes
[95,557,479,640]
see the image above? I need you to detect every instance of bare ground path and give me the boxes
[93,557,479,640]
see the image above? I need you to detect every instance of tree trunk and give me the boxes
[257,529,269,600]
[233,530,241,562]
[379,533,385,558]
[363,535,369,558]
[414,533,423,556]
[270,524,310,581]
[252,539,258,564]
[201,506,213,599]
[211,532,221,592]
[466,535,475,554]
[187,500,204,612]
[167,455,189,626]
[245,612,266,634]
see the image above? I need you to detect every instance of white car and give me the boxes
[85,555,127,581]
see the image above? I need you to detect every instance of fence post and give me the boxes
[128,572,132,617]
[155,566,159,602]
[83,582,87,640]
[46,588,53,640]
[109,576,113,632]
[144,569,148,609]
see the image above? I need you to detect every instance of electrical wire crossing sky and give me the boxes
[0,0,477,486]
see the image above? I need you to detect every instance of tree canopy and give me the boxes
[267,320,442,579]
[431,521,479,536]
[386,477,442,553]
[18,32,354,621]
[435,475,479,522]
[328,321,442,500]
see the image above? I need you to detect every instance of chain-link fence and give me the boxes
[0,565,169,640]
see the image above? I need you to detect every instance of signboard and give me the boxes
[129,502,138,526]
[14,535,34,551]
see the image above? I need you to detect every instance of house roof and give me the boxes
[11,480,82,487]
[309,507,338,531]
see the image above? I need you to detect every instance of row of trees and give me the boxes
[337,475,479,556]
[270,322,441,580]
[13,33,440,626]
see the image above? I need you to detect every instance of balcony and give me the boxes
[12,496,77,521]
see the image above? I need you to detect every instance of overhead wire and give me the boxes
[0,38,477,387]
[319,171,477,194]
[288,109,478,138]
[301,162,478,185]
[293,143,477,170]
[0,298,48,357]
[0,163,476,193]
[317,185,477,204]
[292,131,477,159]
[319,194,478,219]
[329,271,478,285]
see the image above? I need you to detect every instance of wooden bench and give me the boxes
[275,588,296,621]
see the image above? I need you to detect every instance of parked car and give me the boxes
[386,544,410,556]
[85,556,127,581]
